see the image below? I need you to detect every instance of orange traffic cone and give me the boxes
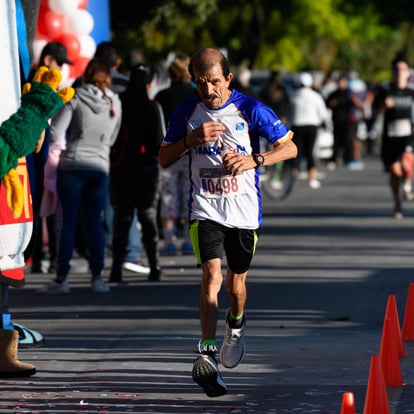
[363,355,390,414]
[385,295,405,356]
[340,392,356,414]
[379,318,403,386]
[402,282,414,340]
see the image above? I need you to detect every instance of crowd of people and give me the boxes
[34,41,167,293]
[235,59,414,220]
[26,41,414,298]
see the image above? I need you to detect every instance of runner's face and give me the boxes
[193,63,232,109]
[394,61,410,87]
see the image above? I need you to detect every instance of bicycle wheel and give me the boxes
[260,159,296,200]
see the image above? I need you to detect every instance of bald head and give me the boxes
[189,48,230,81]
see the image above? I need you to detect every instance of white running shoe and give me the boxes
[220,309,246,369]
[309,179,321,189]
[37,280,70,294]
[122,261,150,275]
[91,279,110,293]
[192,354,228,397]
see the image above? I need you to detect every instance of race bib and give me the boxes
[200,167,246,198]
[387,119,412,138]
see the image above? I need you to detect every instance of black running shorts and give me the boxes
[381,136,412,169]
[189,219,259,274]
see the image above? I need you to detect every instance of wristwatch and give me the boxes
[253,153,265,166]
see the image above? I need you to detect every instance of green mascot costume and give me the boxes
[0,0,74,377]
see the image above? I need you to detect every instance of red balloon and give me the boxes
[36,5,49,36]
[56,33,81,62]
[78,0,89,9]
[69,56,91,79]
[37,9,64,39]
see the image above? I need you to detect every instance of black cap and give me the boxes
[41,42,73,65]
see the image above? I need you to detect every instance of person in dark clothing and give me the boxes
[110,63,165,282]
[326,74,353,168]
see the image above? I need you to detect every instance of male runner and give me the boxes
[159,47,297,397]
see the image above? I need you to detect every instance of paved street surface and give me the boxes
[3,154,414,413]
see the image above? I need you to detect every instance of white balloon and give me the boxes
[78,35,96,58]
[32,39,48,65]
[48,0,79,16]
[64,9,94,36]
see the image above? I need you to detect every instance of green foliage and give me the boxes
[110,0,414,81]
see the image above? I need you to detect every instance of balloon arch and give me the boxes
[34,0,96,84]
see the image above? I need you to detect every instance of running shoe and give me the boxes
[346,160,365,171]
[220,309,246,369]
[37,280,70,294]
[394,209,404,220]
[192,354,228,397]
[309,179,321,189]
[91,279,110,293]
[122,261,150,275]
[394,203,403,220]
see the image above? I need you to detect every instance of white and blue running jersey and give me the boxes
[163,89,292,229]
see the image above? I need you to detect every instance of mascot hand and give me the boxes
[0,66,75,218]
[22,66,75,103]
[0,65,75,178]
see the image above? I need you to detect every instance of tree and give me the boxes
[109,0,411,81]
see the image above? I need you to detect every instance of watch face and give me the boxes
[256,154,264,165]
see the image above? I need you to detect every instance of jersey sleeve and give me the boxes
[245,99,292,145]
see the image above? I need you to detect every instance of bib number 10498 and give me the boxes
[201,175,245,198]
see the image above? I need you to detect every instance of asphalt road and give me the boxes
[3,154,414,413]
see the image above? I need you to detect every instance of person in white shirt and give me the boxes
[291,72,329,189]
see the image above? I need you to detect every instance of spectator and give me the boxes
[120,48,146,76]
[96,42,149,275]
[75,42,149,275]
[326,74,353,169]
[320,71,338,101]
[291,72,329,189]
[346,72,370,170]
[72,41,128,93]
[110,63,165,283]
[38,59,122,294]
